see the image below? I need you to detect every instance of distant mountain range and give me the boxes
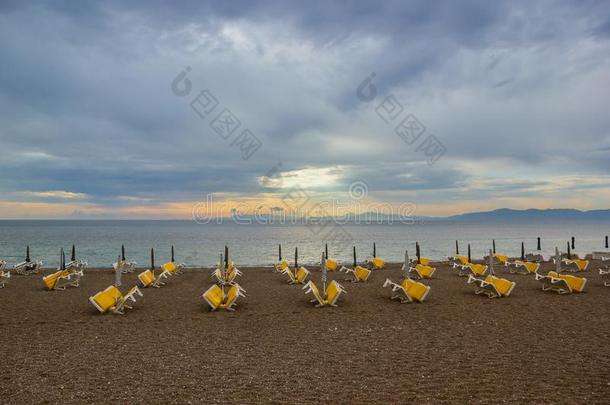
[214,208,610,223]
[441,208,610,222]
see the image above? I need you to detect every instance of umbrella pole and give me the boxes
[488,249,494,275]
[220,253,226,295]
[321,251,327,298]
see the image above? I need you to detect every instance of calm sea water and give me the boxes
[0,220,609,268]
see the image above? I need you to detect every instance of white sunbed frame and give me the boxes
[113,260,137,274]
[89,286,143,315]
[466,274,502,298]
[599,267,610,287]
[52,269,84,290]
[13,260,43,275]
[0,270,10,288]
[382,278,431,303]
[534,272,572,294]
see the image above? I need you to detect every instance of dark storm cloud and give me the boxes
[1,0,609,214]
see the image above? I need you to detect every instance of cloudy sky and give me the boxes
[1,0,609,219]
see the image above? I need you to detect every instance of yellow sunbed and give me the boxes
[341,265,371,282]
[302,280,346,307]
[202,284,246,311]
[383,278,430,303]
[467,274,516,298]
[535,271,587,294]
[89,285,143,314]
[408,264,436,279]
[282,266,310,284]
[138,269,168,288]
[325,258,338,272]
[509,261,540,274]
[43,269,83,290]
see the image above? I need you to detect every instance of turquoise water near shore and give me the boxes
[0,220,609,268]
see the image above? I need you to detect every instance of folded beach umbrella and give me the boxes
[373,242,376,258]
[321,251,327,294]
[278,244,282,261]
[224,245,229,268]
[571,237,575,250]
[416,242,421,264]
[171,245,175,263]
[567,241,571,259]
[467,244,471,263]
[71,244,76,262]
[26,245,31,263]
[150,248,155,271]
[59,248,65,270]
[492,240,496,254]
[61,249,66,271]
[121,245,126,261]
[537,237,541,251]
[488,249,494,275]
[353,246,357,267]
[455,240,459,256]
[403,250,409,277]
[520,242,525,260]
[295,247,298,268]
[325,243,328,260]
[555,247,561,272]
[606,236,608,249]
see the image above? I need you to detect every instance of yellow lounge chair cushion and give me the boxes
[371,257,385,269]
[275,260,289,272]
[325,259,338,271]
[400,279,430,302]
[566,259,589,271]
[296,267,309,283]
[162,262,177,274]
[325,281,342,305]
[484,275,515,297]
[468,263,487,276]
[354,266,371,282]
[307,281,326,305]
[455,255,469,265]
[418,257,431,266]
[138,270,156,287]
[514,261,539,273]
[222,285,240,309]
[90,286,123,312]
[548,271,587,292]
[203,284,225,309]
[413,264,435,279]
[43,270,71,289]
[90,290,117,312]
[493,254,509,264]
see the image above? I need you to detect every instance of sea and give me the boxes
[1,219,609,268]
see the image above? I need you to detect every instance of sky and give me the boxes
[1,0,610,219]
